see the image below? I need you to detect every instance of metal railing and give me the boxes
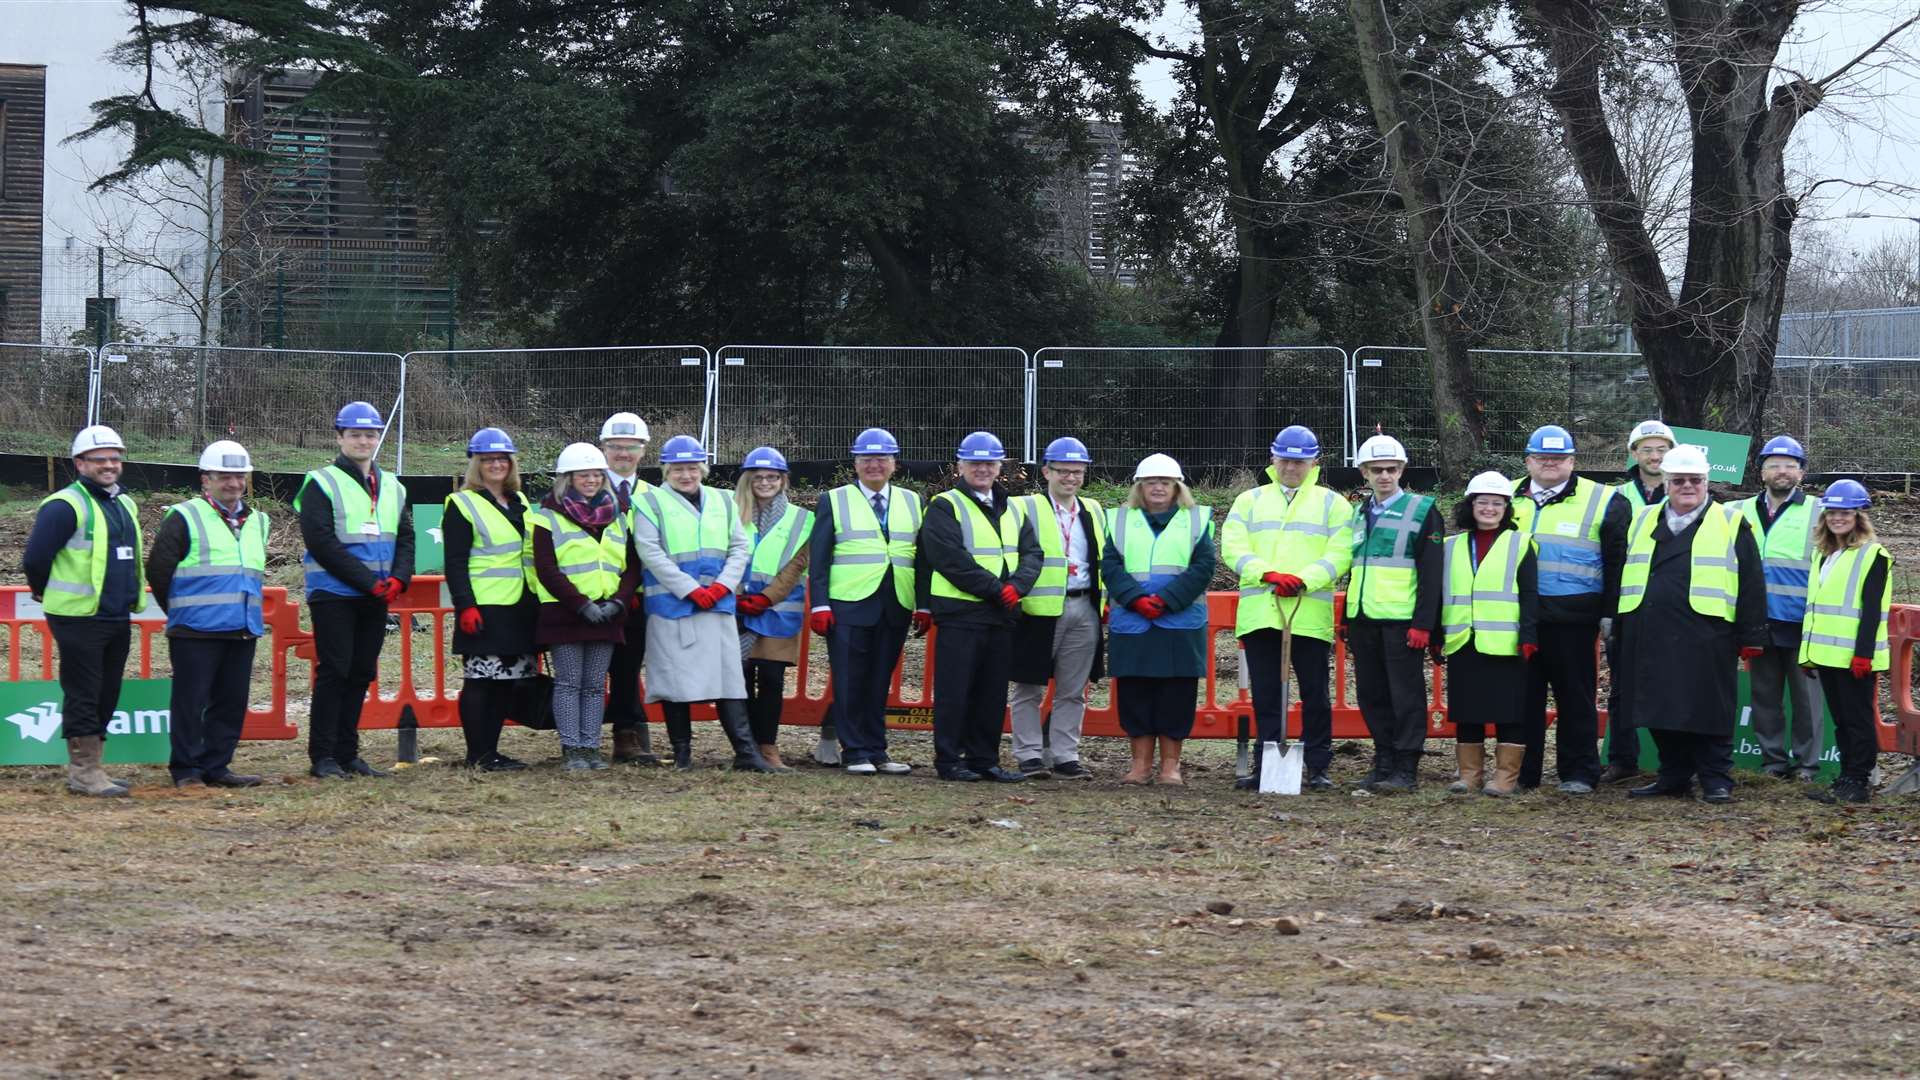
[1770,355,1920,473]
[0,343,93,457]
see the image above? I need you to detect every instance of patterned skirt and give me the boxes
[461,654,537,681]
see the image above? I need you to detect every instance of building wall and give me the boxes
[0,65,46,340]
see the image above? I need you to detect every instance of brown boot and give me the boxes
[1449,743,1485,794]
[1482,743,1525,798]
[758,744,788,770]
[66,737,130,798]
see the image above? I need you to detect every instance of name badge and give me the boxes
[1555,522,1579,537]
[114,545,134,560]
[360,522,382,536]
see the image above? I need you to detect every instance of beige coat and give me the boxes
[747,547,810,663]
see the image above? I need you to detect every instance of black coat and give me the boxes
[1008,496,1106,686]
[443,491,538,657]
[914,484,1044,629]
[806,485,914,628]
[1614,503,1767,737]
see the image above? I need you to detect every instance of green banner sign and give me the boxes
[1625,426,1752,483]
[414,503,445,574]
[1604,668,1841,780]
[0,679,174,765]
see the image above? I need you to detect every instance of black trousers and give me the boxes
[745,658,789,744]
[167,636,257,781]
[1818,667,1878,782]
[1347,618,1430,754]
[607,619,648,732]
[307,597,387,765]
[1521,622,1601,788]
[1603,634,1639,767]
[827,615,909,766]
[1242,630,1333,770]
[48,615,131,741]
[931,623,1011,773]
[1650,728,1734,791]
[1115,677,1198,740]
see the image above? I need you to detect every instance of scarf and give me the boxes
[558,488,616,529]
[739,491,790,660]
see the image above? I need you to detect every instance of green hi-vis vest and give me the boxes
[445,489,531,606]
[1617,503,1743,621]
[1009,493,1105,616]
[527,507,629,603]
[1347,492,1433,621]
[1799,542,1892,672]
[1440,530,1525,657]
[930,489,1020,602]
[825,484,921,610]
[1613,477,1660,511]
[38,484,148,616]
[1220,465,1352,643]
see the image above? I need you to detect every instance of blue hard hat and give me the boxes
[956,431,1006,461]
[1269,425,1319,460]
[1044,436,1091,464]
[1820,479,1870,510]
[850,427,901,456]
[741,446,789,472]
[334,401,383,431]
[467,427,516,456]
[658,435,706,464]
[1527,424,1576,455]
[1758,435,1807,464]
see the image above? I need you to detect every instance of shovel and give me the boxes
[1259,591,1304,795]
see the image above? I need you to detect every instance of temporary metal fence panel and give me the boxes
[399,346,712,476]
[1031,347,1349,472]
[1350,346,1657,464]
[712,345,1030,465]
[0,343,93,456]
[95,343,405,472]
[1768,355,1920,473]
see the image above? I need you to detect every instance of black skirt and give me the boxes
[1116,676,1199,740]
[1445,642,1526,735]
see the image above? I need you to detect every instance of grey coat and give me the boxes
[631,484,752,703]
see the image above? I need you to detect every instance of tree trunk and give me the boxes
[1347,0,1485,483]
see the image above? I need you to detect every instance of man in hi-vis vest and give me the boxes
[23,425,144,798]
[295,401,414,780]
[1734,435,1825,780]
[917,431,1043,782]
[807,428,928,775]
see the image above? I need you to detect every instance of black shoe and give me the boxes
[938,767,985,782]
[732,754,780,774]
[205,772,265,788]
[1808,779,1871,804]
[1306,769,1334,791]
[1051,760,1092,780]
[1234,774,1258,791]
[672,742,694,771]
[310,759,349,780]
[1597,763,1639,785]
[1701,785,1733,804]
[173,775,206,789]
[479,754,529,772]
[982,766,1028,783]
[1018,758,1052,779]
[1760,764,1792,779]
[1627,777,1692,799]
[342,758,388,778]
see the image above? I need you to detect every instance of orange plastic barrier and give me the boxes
[1888,603,1919,755]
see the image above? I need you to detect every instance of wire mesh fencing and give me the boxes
[1768,356,1920,473]
[399,346,712,476]
[711,345,1030,465]
[0,343,94,457]
[1031,347,1348,475]
[94,343,405,471]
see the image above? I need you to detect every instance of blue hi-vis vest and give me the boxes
[295,464,404,598]
[634,485,738,620]
[163,498,268,636]
[1105,505,1212,635]
[1511,477,1614,598]
[1737,493,1815,624]
[742,503,814,638]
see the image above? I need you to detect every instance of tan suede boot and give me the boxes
[66,737,130,798]
[1448,743,1485,793]
[1482,743,1525,798]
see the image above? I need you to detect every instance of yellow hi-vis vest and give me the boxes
[1009,493,1105,616]
[444,489,530,606]
[1799,542,1892,671]
[825,484,921,610]
[1220,464,1351,642]
[930,489,1020,602]
[1440,530,1526,656]
[38,484,148,616]
[1346,491,1434,621]
[527,507,628,603]
[632,485,739,619]
[742,503,813,637]
[1617,502,1743,621]
[1106,504,1212,634]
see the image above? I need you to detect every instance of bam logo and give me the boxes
[107,709,170,736]
[6,702,63,743]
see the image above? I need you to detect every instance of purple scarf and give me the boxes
[558,488,616,529]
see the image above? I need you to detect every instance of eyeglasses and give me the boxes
[1667,476,1706,487]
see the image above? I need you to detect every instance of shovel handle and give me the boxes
[1271,591,1297,749]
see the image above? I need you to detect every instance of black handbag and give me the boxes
[506,671,557,731]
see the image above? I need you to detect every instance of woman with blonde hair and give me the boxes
[1100,453,1215,786]
[732,447,812,770]
[445,427,537,771]
[1801,480,1893,804]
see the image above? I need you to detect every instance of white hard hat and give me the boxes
[1661,444,1711,476]
[554,442,609,474]
[1356,433,1408,466]
[1628,420,1676,450]
[600,412,649,442]
[71,425,125,458]
[198,440,253,473]
[1133,453,1184,481]
[1464,470,1511,498]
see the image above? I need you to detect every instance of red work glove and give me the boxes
[708,583,731,601]
[1851,657,1874,679]
[736,593,771,615]
[458,607,484,635]
[999,584,1022,609]
[1520,643,1539,661]
[688,586,717,610]
[1405,628,1430,651]
[1739,646,1764,662]
[1129,595,1168,620]
[911,610,934,637]
[371,578,402,603]
[809,609,835,635]
[1263,572,1305,597]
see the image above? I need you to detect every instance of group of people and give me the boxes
[22,408,1894,806]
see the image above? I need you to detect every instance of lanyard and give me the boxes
[1054,499,1080,576]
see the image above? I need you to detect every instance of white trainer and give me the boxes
[875,761,912,775]
[844,762,878,776]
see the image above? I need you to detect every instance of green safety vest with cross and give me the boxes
[1346,491,1434,621]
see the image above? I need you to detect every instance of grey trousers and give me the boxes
[1008,596,1100,764]
[1748,641,1824,769]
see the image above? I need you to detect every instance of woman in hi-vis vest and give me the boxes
[1801,480,1894,805]
[529,442,641,771]
[1438,471,1540,797]
[732,447,812,771]
[444,428,538,772]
